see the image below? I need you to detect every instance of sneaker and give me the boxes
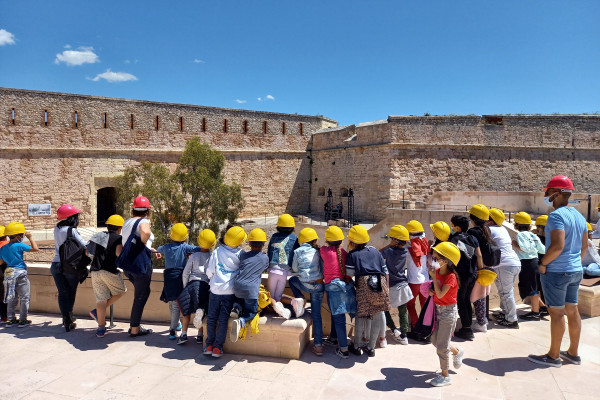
[559,350,581,365]
[69,313,77,323]
[196,334,203,345]
[378,337,387,348]
[520,311,541,321]
[230,318,241,343]
[193,309,204,329]
[323,336,338,346]
[5,319,18,327]
[539,306,550,317]
[62,315,76,332]
[291,298,305,318]
[0,317,7,325]
[454,328,474,340]
[89,309,98,322]
[312,345,324,356]
[177,333,188,345]
[492,312,505,321]
[453,347,464,369]
[169,329,177,340]
[274,302,291,319]
[335,348,349,359]
[176,322,182,332]
[393,328,402,339]
[399,334,408,345]
[365,347,375,357]
[96,326,107,338]
[230,305,241,319]
[497,319,519,329]
[203,345,214,355]
[472,322,488,332]
[18,319,32,328]
[528,354,562,368]
[348,342,362,356]
[212,347,223,358]
[430,375,452,387]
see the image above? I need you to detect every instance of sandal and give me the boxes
[128,327,153,337]
[312,345,323,356]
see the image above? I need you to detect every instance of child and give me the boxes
[230,228,270,343]
[0,226,9,324]
[157,223,203,340]
[289,228,323,355]
[512,212,546,321]
[87,215,128,338]
[346,225,390,358]
[583,222,600,277]
[534,215,548,314]
[405,220,431,329]
[176,229,216,345]
[380,225,413,345]
[0,222,39,327]
[205,226,247,357]
[428,242,463,387]
[321,226,355,358]
[267,214,299,302]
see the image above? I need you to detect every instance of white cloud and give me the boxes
[124,59,130,64]
[90,69,137,83]
[64,44,71,49]
[265,94,275,100]
[0,29,16,46]
[55,46,99,66]
[193,59,205,64]
[235,99,247,104]
[257,97,262,101]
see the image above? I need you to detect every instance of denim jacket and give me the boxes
[325,278,357,316]
[292,243,322,282]
[267,232,299,271]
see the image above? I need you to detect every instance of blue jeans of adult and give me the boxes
[125,264,153,328]
[50,262,79,318]
[206,292,234,350]
[239,298,259,327]
[326,293,348,349]
[289,276,325,346]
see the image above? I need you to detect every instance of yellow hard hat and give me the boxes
[514,212,532,225]
[430,221,451,241]
[298,228,319,244]
[587,222,592,232]
[169,223,189,242]
[248,228,267,242]
[105,215,125,227]
[432,242,461,266]
[277,214,295,228]
[469,204,490,221]
[348,225,370,244]
[597,202,600,209]
[387,225,409,242]
[406,220,424,234]
[325,226,344,242]
[489,208,505,226]
[224,226,247,247]
[477,269,498,286]
[535,215,548,226]
[4,222,26,236]
[0,225,4,236]
[197,229,217,249]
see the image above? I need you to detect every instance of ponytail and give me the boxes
[327,240,346,277]
[470,214,496,245]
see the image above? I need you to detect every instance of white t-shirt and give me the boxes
[489,225,521,268]
[121,218,154,249]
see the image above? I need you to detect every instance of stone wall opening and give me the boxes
[97,187,117,227]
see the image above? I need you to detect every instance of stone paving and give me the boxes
[0,309,598,400]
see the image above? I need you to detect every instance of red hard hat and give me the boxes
[543,175,575,191]
[57,204,82,220]
[132,196,151,210]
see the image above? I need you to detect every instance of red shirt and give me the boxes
[320,246,348,284]
[434,270,458,306]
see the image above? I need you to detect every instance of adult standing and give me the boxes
[51,204,86,332]
[529,176,586,367]
[121,196,160,337]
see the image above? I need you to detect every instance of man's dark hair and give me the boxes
[132,209,149,217]
[106,224,120,233]
[276,226,294,234]
[451,215,470,233]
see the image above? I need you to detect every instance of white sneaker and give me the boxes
[274,302,291,320]
[393,328,402,338]
[291,298,305,317]
[399,334,408,345]
[193,309,204,329]
[430,375,451,387]
[472,322,487,332]
[230,318,241,343]
[453,347,464,369]
[378,337,387,348]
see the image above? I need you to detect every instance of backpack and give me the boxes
[116,218,152,276]
[479,238,501,267]
[59,227,92,282]
[450,233,478,277]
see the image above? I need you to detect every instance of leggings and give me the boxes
[385,304,410,335]
[473,298,487,325]
[354,312,385,350]
[268,270,288,301]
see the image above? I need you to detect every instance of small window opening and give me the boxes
[11,108,15,125]
[130,114,135,129]
[262,121,268,134]
[299,122,304,135]
[340,187,349,197]
[223,119,228,133]
[74,111,78,128]
[103,113,107,128]
[201,118,206,132]
[44,110,48,126]
[482,115,503,125]
[317,187,326,197]
[155,116,160,131]
[282,122,286,134]
[179,116,184,132]
[243,120,248,133]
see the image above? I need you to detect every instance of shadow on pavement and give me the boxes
[366,367,438,391]
[463,356,549,376]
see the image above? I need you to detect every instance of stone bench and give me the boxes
[578,284,600,317]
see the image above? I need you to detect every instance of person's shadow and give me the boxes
[463,356,549,376]
[366,367,439,391]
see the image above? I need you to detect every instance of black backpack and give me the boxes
[450,233,478,276]
[479,238,501,267]
[59,227,92,282]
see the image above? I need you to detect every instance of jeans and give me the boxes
[385,304,409,335]
[289,276,325,345]
[0,269,7,319]
[50,262,79,318]
[327,295,348,349]
[126,265,153,328]
[7,273,30,321]
[540,270,583,308]
[431,304,458,371]
[583,263,600,277]
[169,300,180,331]
[206,292,234,350]
[457,273,476,330]
[355,312,385,350]
[494,264,521,323]
[239,298,259,327]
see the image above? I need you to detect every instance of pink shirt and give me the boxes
[320,245,348,284]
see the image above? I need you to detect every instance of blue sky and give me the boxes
[1,0,599,125]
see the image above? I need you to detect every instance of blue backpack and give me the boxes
[116,219,152,275]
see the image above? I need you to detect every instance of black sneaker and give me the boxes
[454,328,474,340]
[335,348,349,359]
[559,351,581,365]
[323,336,338,346]
[520,312,541,321]
[196,335,203,345]
[365,347,375,357]
[492,312,506,322]
[497,319,519,329]
[539,306,550,317]
[176,333,188,345]
[528,354,562,368]
[348,342,362,356]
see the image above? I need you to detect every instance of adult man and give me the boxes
[528,176,586,367]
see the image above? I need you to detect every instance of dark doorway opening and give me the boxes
[97,187,117,227]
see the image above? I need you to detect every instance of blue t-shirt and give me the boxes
[346,245,388,277]
[545,206,587,273]
[157,242,202,270]
[234,250,270,299]
[380,247,408,286]
[0,242,32,269]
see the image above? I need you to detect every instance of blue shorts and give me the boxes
[540,271,583,308]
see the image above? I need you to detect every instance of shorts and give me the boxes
[91,270,127,302]
[518,258,539,299]
[540,270,583,308]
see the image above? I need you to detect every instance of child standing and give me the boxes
[176,229,216,345]
[380,225,413,345]
[157,223,203,340]
[289,228,323,355]
[0,222,39,327]
[205,226,247,357]
[405,220,431,329]
[230,228,269,342]
[346,225,390,358]
[267,214,299,302]
[0,226,9,324]
[428,242,463,387]
[534,215,548,314]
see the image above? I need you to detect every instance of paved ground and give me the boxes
[1,309,598,400]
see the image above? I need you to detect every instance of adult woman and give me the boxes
[51,204,86,332]
[121,196,160,337]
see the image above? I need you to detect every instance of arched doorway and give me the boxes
[97,187,117,227]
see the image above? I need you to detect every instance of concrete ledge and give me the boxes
[579,284,600,317]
